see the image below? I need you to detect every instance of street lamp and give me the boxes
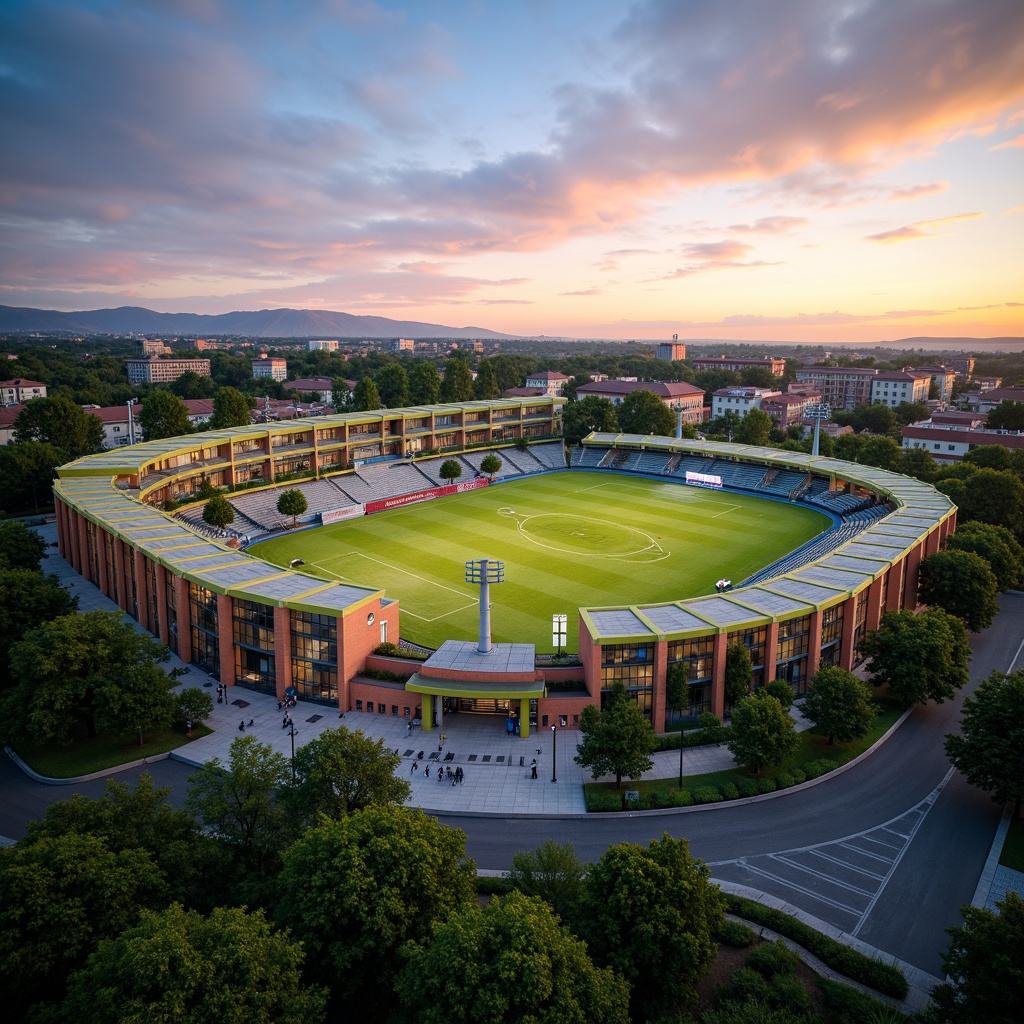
[288,723,298,783]
[551,724,557,783]
[679,730,685,790]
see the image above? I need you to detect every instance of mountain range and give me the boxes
[0,304,514,339]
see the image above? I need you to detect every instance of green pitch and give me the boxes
[249,471,829,652]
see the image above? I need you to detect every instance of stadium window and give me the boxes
[377,703,386,714]
[355,700,363,711]
[392,705,399,716]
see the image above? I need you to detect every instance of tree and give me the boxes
[0,568,77,681]
[615,388,675,435]
[507,839,587,926]
[0,440,63,511]
[440,356,474,402]
[397,892,630,1024]
[985,400,1024,432]
[728,691,799,774]
[725,640,752,707]
[735,407,774,447]
[929,892,1024,1024]
[3,610,172,745]
[330,375,352,411]
[439,457,462,485]
[963,444,1014,472]
[0,832,165,1020]
[946,468,1024,536]
[351,375,382,411]
[944,670,1024,812]
[579,834,726,1021]
[802,665,879,745]
[859,435,904,471]
[763,677,794,708]
[899,446,938,482]
[14,394,104,460]
[275,805,477,1009]
[186,735,291,874]
[285,726,410,824]
[859,607,971,708]
[202,494,235,529]
[410,361,441,405]
[139,387,191,440]
[918,549,1000,632]
[176,687,214,736]
[373,362,411,408]
[946,522,1024,591]
[57,904,328,1024]
[474,359,501,399]
[563,395,618,446]
[665,662,687,718]
[276,488,307,527]
[0,518,48,570]
[169,369,218,399]
[210,385,252,428]
[479,452,502,480]
[96,659,176,747]
[573,681,656,787]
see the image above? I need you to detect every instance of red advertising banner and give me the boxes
[364,476,488,515]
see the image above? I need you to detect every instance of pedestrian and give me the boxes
[456,766,463,785]
[437,766,443,780]
[530,759,537,780]
[411,760,418,774]
[407,720,412,735]
[424,764,430,776]
[248,718,254,727]
[239,720,245,732]
[277,699,283,712]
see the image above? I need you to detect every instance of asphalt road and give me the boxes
[3,593,1020,978]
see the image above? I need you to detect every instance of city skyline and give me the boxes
[1,0,1022,342]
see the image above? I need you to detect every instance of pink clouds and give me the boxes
[864,211,983,244]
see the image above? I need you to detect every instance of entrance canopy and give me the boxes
[405,673,544,739]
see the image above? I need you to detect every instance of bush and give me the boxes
[373,642,399,656]
[717,967,772,1006]
[697,711,728,746]
[756,777,777,794]
[818,977,908,1023]
[767,973,811,1015]
[737,778,760,798]
[692,785,725,804]
[720,783,740,801]
[789,768,806,785]
[764,679,795,708]
[663,788,695,807]
[775,772,795,790]
[717,920,757,947]
[586,790,622,813]
[475,875,513,897]
[747,940,802,978]
[804,758,839,780]
[725,895,909,999]
[358,668,411,683]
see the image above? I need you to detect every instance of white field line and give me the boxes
[511,511,671,563]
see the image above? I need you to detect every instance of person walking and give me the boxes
[411,760,418,774]
[238,720,245,732]
[530,759,538,780]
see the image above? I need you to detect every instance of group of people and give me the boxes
[216,684,228,704]
[237,718,254,731]
[276,696,297,711]
[410,760,464,785]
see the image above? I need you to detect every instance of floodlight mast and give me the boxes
[806,402,832,457]
[465,558,505,653]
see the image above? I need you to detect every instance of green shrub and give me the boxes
[775,772,795,790]
[663,788,695,807]
[717,920,757,948]
[692,785,725,804]
[720,783,740,801]
[768,973,811,1015]
[747,940,802,978]
[737,778,760,798]
[764,679,794,708]
[700,1000,807,1024]
[725,895,909,999]
[358,668,410,683]
[756,777,777,794]
[373,641,399,656]
[586,790,622,813]
[789,768,806,784]
[804,758,840,780]
[717,967,772,1006]
[475,875,513,896]
[697,711,728,746]
[818,977,909,1022]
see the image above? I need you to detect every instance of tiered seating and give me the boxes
[806,490,873,516]
[610,449,642,471]
[741,522,869,586]
[759,469,806,497]
[636,451,671,474]
[670,455,708,477]
[499,447,540,474]
[805,477,830,497]
[458,449,521,480]
[228,478,357,530]
[845,503,891,525]
[572,447,608,467]
[716,463,766,490]
[529,442,567,469]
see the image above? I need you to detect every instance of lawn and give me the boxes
[250,471,829,652]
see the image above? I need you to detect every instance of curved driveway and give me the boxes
[3,593,1020,979]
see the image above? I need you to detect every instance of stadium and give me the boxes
[53,397,956,739]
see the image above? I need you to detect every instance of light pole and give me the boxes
[288,723,298,782]
[551,724,557,783]
[679,731,684,790]
[127,398,138,445]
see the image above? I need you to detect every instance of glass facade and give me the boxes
[600,643,653,720]
[775,615,811,695]
[291,612,338,704]
[666,636,714,720]
[189,582,220,678]
[165,573,178,655]
[853,590,869,660]
[819,603,844,668]
[145,558,159,636]
[728,625,768,691]
[232,599,276,693]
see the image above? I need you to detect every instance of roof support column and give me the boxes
[711,632,727,720]
[518,697,531,739]
[420,692,432,733]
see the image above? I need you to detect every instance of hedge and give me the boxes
[725,894,909,999]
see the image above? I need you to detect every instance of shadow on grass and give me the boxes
[11,722,214,779]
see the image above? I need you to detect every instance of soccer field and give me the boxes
[249,471,829,652]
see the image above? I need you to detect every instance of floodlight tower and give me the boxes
[465,558,505,653]
[805,402,832,457]
[672,399,685,440]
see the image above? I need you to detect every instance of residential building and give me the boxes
[0,404,26,444]
[391,338,415,354]
[252,357,288,382]
[795,366,878,410]
[655,342,687,362]
[184,398,216,428]
[286,377,335,404]
[575,379,705,423]
[125,358,211,385]
[692,355,786,376]
[524,370,572,396]
[960,385,1023,414]
[760,390,822,429]
[308,340,339,352]
[0,378,47,405]
[915,366,957,403]
[948,354,975,379]
[902,411,1024,463]
[138,339,168,356]
[180,338,209,351]
[869,370,931,408]
[710,387,781,420]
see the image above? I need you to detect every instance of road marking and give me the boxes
[1007,632,1024,673]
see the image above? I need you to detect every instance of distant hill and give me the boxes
[0,304,514,339]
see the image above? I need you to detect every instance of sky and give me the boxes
[1,0,1022,343]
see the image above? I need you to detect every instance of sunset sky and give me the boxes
[1,0,1022,342]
